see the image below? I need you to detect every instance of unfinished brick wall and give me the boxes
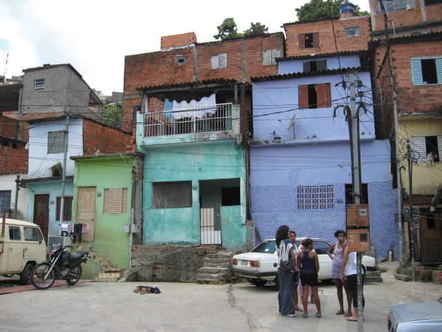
[284,16,370,57]
[122,33,285,132]
[0,114,28,141]
[161,32,197,50]
[0,144,28,175]
[83,119,134,156]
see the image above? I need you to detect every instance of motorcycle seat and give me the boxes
[70,251,88,259]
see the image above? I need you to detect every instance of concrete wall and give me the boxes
[73,156,135,274]
[278,55,361,75]
[142,142,247,249]
[252,71,375,143]
[21,65,91,114]
[0,174,29,219]
[250,140,397,259]
[26,178,74,237]
[28,118,83,178]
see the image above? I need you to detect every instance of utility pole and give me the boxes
[407,140,416,281]
[347,72,364,332]
[59,114,70,226]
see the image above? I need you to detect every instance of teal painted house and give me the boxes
[136,80,252,250]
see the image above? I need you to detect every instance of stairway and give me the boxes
[93,254,123,282]
[196,250,234,284]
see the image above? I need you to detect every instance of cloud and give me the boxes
[0,0,370,94]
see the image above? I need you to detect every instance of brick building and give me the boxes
[370,0,442,263]
[123,32,285,132]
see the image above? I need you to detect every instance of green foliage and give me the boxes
[296,0,368,23]
[101,103,123,127]
[243,22,269,37]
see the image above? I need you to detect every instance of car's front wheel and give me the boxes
[248,279,267,287]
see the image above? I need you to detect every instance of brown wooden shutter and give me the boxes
[298,34,305,49]
[313,32,320,48]
[299,85,309,109]
[316,83,331,108]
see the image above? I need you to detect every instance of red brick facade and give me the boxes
[161,32,197,50]
[283,16,370,57]
[0,143,28,175]
[123,33,285,132]
[0,114,28,141]
[83,119,134,156]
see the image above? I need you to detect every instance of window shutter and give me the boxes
[438,136,442,161]
[298,34,305,49]
[262,50,272,65]
[219,53,227,68]
[411,136,426,163]
[436,58,442,84]
[303,61,311,73]
[316,83,331,108]
[313,32,320,48]
[211,55,219,69]
[298,85,309,109]
[410,58,423,85]
[272,49,282,64]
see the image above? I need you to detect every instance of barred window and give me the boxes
[297,185,335,209]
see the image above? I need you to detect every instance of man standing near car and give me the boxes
[289,230,301,312]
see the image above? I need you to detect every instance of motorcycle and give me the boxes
[31,246,89,289]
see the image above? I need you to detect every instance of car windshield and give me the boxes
[253,241,276,253]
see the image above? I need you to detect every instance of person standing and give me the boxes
[342,243,365,322]
[288,230,301,312]
[276,225,295,317]
[329,230,351,316]
[298,238,321,318]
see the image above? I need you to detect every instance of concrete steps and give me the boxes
[196,250,233,284]
[365,270,383,283]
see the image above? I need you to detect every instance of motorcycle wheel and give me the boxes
[31,263,56,290]
[66,265,82,286]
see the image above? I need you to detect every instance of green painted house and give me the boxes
[136,80,253,250]
[71,153,143,278]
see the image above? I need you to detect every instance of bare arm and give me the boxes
[314,252,320,273]
[341,246,350,278]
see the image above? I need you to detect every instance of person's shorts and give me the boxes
[300,273,319,287]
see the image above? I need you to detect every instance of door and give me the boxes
[200,207,221,245]
[420,215,442,264]
[6,225,25,273]
[77,187,96,242]
[34,195,49,241]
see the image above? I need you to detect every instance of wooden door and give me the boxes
[77,187,96,242]
[420,215,442,264]
[33,195,49,240]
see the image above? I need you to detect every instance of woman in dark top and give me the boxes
[298,238,321,318]
[276,225,295,317]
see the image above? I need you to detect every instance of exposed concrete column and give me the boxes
[419,0,427,22]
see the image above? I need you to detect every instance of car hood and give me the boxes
[233,252,276,261]
[391,301,442,323]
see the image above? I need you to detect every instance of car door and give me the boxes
[314,240,333,280]
[6,225,25,273]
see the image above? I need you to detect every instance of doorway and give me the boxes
[420,214,442,264]
[34,194,49,240]
[77,187,96,242]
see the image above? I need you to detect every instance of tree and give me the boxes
[296,0,369,23]
[243,22,269,37]
[214,18,241,40]
[101,103,123,127]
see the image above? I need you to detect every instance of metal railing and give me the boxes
[144,103,233,137]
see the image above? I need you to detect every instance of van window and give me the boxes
[9,226,21,240]
[24,227,43,242]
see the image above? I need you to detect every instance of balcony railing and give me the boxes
[144,103,234,137]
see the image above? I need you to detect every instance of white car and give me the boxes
[232,238,376,287]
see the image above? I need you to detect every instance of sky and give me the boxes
[0,0,370,95]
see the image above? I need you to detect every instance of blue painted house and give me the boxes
[249,10,398,259]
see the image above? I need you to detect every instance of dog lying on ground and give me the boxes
[134,286,161,294]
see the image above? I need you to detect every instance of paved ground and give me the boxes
[0,264,440,332]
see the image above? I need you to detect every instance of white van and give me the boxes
[0,218,47,284]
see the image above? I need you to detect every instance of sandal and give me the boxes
[346,317,358,321]
[316,312,322,318]
[336,310,344,315]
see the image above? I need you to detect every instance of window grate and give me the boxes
[297,185,335,209]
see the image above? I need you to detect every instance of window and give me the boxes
[252,241,276,253]
[0,190,11,214]
[344,26,361,37]
[222,187,240,206]
[9,226,21,241]
[381,0,415,12]
[299,32,319,49]
[47,131,67,154]
[411,136,442,163]
[313,241,331,255]
[262,49,282,66]
[56,196,73,221]
[411,57,442,85]
[103,188,128,214]
[345,183,369,204]
[299,83,331,109]
[297,185,335,209]
[303,60,327,73]
[425,0,442,5]
[176,55,187,65]
[211,53,227,69]
[34,78,45,89]
[24,227,43,242]
[153,181,192,209]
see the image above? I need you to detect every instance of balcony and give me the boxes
[137,103,240,147]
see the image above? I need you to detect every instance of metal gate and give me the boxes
[200,208,221,245]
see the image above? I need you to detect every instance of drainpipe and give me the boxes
[128,162,136,269]
[14,175,20,218]
[0,213,6,255]
[59,114,70,227]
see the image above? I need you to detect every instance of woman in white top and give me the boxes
[276,225,295,317]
